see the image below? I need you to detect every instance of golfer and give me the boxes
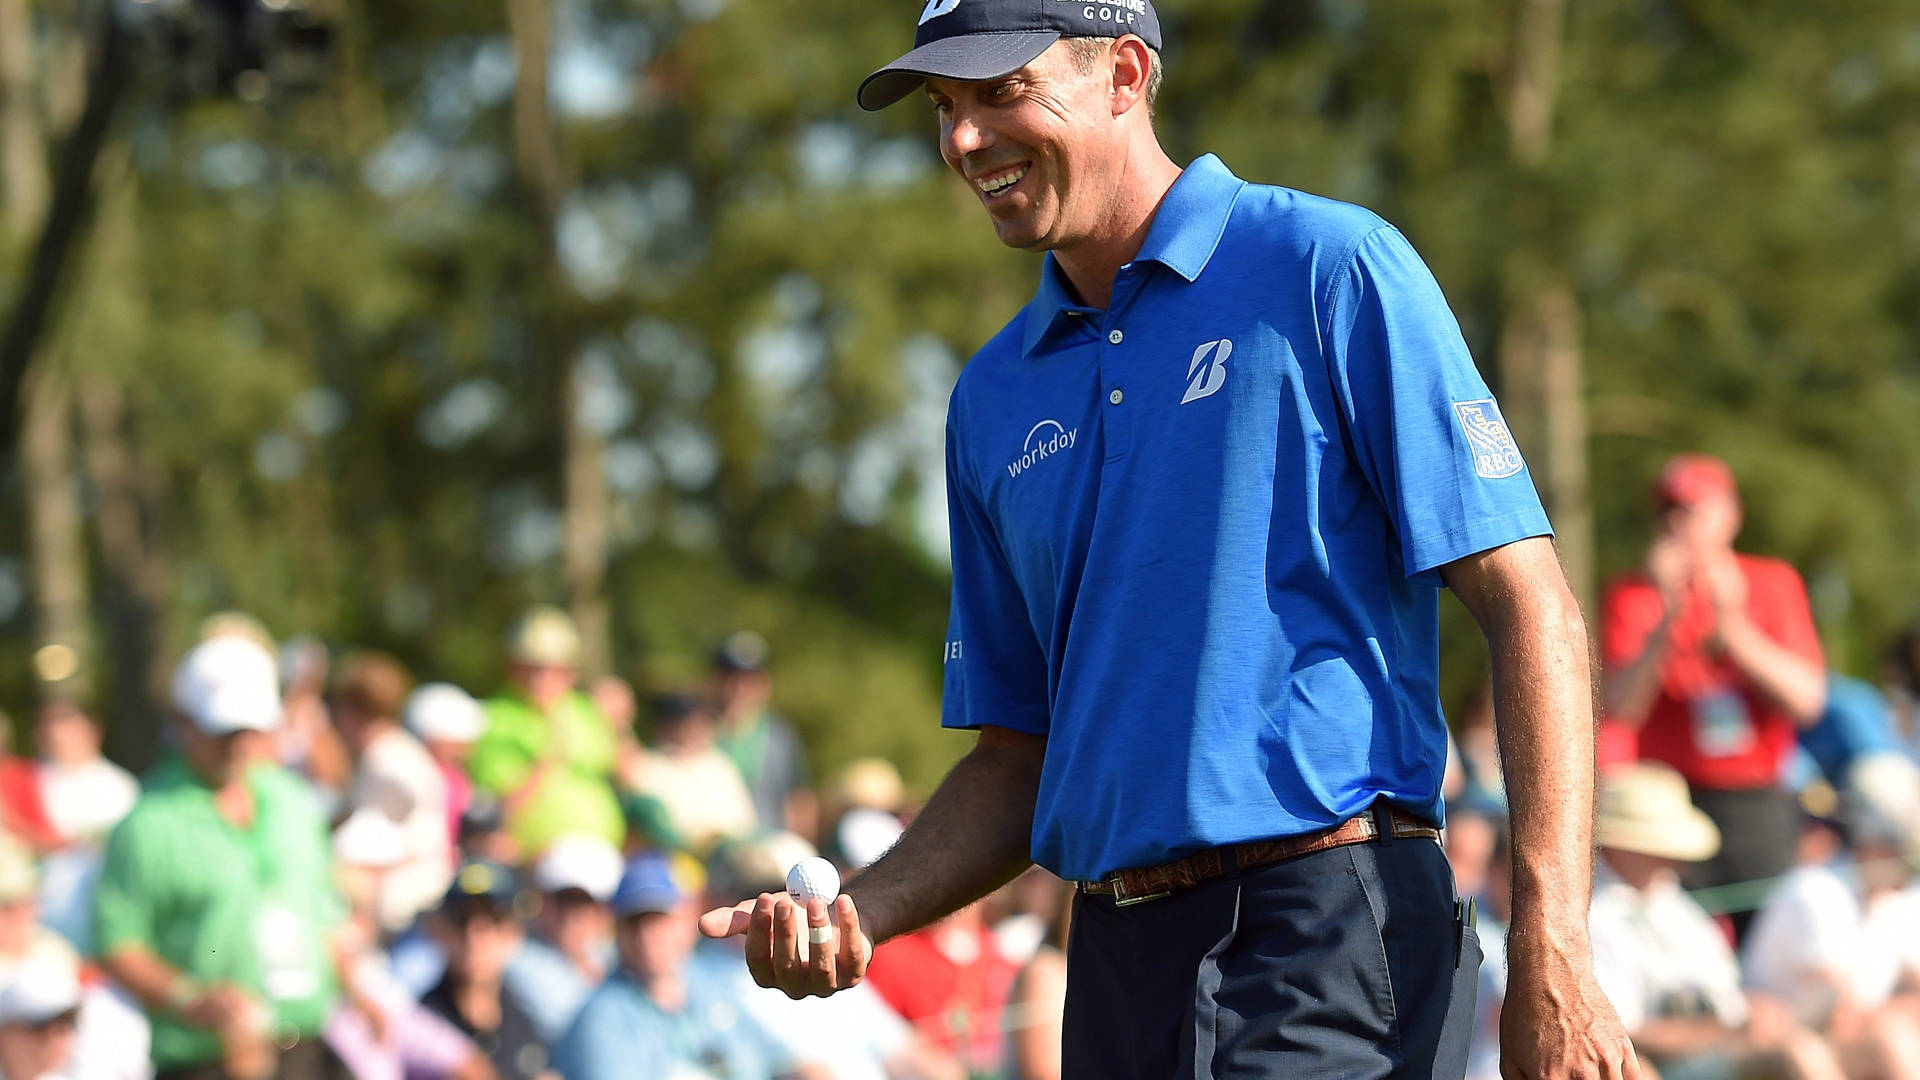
[702,2,1636,1076]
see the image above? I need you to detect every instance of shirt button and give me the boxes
[1108,329,1124,345]
[1109,389,1124,405]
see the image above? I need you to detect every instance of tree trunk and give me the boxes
[21,365,89,703]
[506,0,610,675]
[0,0,50,244]
[1499,0,1592,610]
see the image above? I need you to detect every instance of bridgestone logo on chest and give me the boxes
[1007,419,1079,479]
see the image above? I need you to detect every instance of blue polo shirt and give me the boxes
[940,155,1552,881]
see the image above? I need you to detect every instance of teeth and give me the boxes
[980,166,1029,196]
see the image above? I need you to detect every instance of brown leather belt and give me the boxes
[1080,805,1442,906]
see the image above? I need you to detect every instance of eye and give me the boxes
[983,80,1017,102]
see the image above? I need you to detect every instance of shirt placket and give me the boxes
[1097,265,1149,462]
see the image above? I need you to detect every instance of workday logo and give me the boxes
[1006,419,1079,480]
[919,0,964,24]
[1180,339,1232,405]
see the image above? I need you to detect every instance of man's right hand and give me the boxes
[176,985,256,1032]
[699,892,873,999]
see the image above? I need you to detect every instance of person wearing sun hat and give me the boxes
[1588,763,1842,1080]
[95,635,346,1080]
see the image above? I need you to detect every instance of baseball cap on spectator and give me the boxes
[441,858,525,915]
[707,832,818,903]
[837,808,905,871]
[712,631,769,675]
[405,682,487,744]
[507,606,581,668]
[1654,453,1738,509]
[1846,753,1920,853]
[333,808,411,869]
[0,835,37,903]
[169,635,283,735]
[0,957,81,1027]
[832,758,906,814]
[858,0,1164,111]
[1596,763,1721,862]
[533,835,625,902]
[611,853,686,917]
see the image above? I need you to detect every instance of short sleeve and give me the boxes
[93,812,161,958]
[940,400,1051,735]
[1324,227,1553,582]
[553,998,662,1080]
[1600,575,1664,670]
[1750,559,1823,668]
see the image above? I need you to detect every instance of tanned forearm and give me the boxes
[103,946,191,1013]
[1443,539,1596,967]
[846,725,1046,945]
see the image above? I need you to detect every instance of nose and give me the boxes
[942,102,992,163]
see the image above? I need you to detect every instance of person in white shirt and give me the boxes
[32,704,137,847]
[334,652,454,933]
[617,695,755,857]
[1589,764,1844,1080]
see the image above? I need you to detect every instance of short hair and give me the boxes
[1063,36,1163,117]
[332,650,413,721]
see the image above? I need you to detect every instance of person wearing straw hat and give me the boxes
[704,1,1634,1076]
[1589,764,1842,1080]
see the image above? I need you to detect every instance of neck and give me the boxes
[639,970,685,1012]
[453,976,503,1025]
[1050,141,1183,310]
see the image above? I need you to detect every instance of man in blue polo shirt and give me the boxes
[703,2,1637,1077]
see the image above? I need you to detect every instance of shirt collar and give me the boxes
[1021,154,1245,358]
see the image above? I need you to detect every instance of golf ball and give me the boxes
[786,857,841,905]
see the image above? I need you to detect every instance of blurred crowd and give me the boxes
[5,450,1920,1080]
[1455,454,1920,1080]
[0,612,1070,1080]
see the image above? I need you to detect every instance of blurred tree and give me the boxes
[2,0,1919,778]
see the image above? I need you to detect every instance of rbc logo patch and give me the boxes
[1453,399,1524,479]
[919,0,963,24]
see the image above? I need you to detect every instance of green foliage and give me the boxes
[3,0,1920,774]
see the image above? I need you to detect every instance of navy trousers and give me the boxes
[1062,832,1479,1079]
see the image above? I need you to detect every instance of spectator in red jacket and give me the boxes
[1599,454,1827,940]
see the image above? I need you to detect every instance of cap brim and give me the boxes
[857,31,1060,111]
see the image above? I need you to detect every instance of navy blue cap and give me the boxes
[858,0,1163,112]
[440,858,524,913]
[611,853,686,917]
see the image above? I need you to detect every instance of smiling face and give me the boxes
[927,38,1140,252]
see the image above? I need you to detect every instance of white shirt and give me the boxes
[1589,862,1748,1031]
[1741,863,1862,1019]
[1853,886,1920,1006]
[36,760,138,845]
[350,729,452,931]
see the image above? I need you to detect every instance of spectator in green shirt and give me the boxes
[470,608,624,858]
[94,635,348,1080]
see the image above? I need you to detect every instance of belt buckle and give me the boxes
[1109,875,1171,908]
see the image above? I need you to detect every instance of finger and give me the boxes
[805,898,837,993]
[834,894,869,982]
[1620,1043,1647,1080]
[744,894,777,989]
[772,896,805,997]
[698,900,755,939]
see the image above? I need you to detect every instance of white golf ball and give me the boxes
[786,857,841,905]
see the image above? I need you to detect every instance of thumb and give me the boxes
[698,900,754,939]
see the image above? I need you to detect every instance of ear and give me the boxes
[1110,35,1152,118]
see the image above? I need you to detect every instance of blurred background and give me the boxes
[4,0,1920,1078]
